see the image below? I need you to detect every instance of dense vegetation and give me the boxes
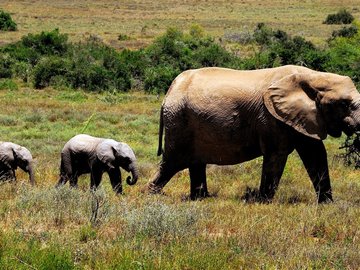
[323,9,355,25]
[1,19,360,93]
[0,9,17,31]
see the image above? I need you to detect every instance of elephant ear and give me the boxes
[263,73,327,140]
[13,145,32,162]
[96,140,116,169]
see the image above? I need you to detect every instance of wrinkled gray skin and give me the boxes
[57,134,138,193]
[149,65,360,203]
[0,142,35,185]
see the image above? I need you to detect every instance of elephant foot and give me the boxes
[241,187,273,204]
[147,183,165,195]
[317,192,333,204]
[190,188,210,201]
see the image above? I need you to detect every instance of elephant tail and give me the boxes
[157,105,164,156]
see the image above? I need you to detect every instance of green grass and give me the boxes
[0,83,359,269]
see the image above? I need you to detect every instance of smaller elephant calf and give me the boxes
[56,134,139,193]
[0,142,35,185]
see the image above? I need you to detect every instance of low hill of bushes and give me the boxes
[1,21,360,93]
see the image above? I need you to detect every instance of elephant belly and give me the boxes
[191,117,262,165]
[71,153,92,175]
[163,103,263,166]
[193,134,262,165]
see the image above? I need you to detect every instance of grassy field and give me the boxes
[1,0,360,48]
[1,0,360,269]
[0,84,359,269]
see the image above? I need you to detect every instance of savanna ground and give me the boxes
[0,1,360,269]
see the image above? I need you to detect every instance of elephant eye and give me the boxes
[339,100,350,109]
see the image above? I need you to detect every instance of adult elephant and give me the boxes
[0,142,35,185]
[148,65,360,203]
[57,134,138,193]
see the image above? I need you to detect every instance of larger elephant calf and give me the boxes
[57,134,138,193]
[149,65,360,203]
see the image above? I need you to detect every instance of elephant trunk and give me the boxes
[345,98,360,134]
[28,162,35,185]
[126,163,139,186]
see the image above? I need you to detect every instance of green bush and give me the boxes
[0,29,68,66]
[194,43,234,67]
[325,36,360,83]
[21,28,68,56]
[253,23,275,46]
[143,26,240,92]
[66,41,130,91]
[330,25,358,40]
[323,9,354,25]
[0,10,17,31]
[245,24,327,70]
[0,53,14,78]
[30,38,133,91]
[33,56,70,89]
[2,24,360,93]
[144,65,180,94]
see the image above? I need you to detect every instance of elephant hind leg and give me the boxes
[189,164,209,200]
[56,174,68,187]
[148,160,184,194]
[57,152,77,188]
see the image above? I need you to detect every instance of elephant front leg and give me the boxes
[108,167,122,194]
[295,137,333,203]
[90,168,103,191]
[259,153,288,203]
[189,164,209,200]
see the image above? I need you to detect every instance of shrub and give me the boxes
[144,65,180,94]
[143,26,241,93]
[246,23,327,70]
[330,25,358,40]
[223,31,253,44]
[194,43,234,67]
[0,53,14,78]
[323,9,354,25]
[32,56,70,89]
[325,36,360,83]
[0,41,41,66]
[12,61,31,82]
[0,10,17,31]
[21,28,68,56]
[253,23,275,46]
[0,29,69,66]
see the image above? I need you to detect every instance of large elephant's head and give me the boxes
[264,71,360,140]
[13,145,35,185]
[97,140,138,185]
